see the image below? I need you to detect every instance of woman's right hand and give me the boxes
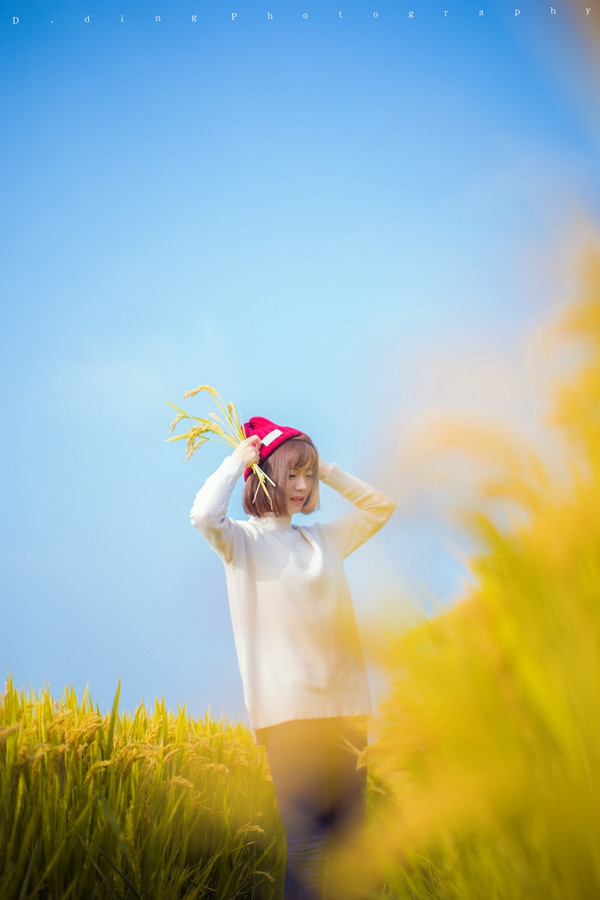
[233,435,261,467]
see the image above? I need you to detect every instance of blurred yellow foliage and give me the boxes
[357,248,600,899]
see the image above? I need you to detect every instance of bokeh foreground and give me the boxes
[351,245,600,899]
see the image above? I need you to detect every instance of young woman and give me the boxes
[190,416,395,900]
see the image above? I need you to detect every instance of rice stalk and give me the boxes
[165,384,275,506]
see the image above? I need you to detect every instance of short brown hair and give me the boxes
[243,436,319,517]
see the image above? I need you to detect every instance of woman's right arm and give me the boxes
[189,437,260,563]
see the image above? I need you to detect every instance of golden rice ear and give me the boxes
[181,384,218,399]
[168,412,186,434]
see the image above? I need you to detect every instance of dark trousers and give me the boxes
[257,717,368,900]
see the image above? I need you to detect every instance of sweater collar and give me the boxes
[249,515,294,532]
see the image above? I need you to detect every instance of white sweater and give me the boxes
[190,455,395,730]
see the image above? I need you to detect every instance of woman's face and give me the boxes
[284,462,316,517]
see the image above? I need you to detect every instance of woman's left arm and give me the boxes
[319,461,396,557]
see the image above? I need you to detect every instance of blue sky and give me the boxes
[1,0,598,722]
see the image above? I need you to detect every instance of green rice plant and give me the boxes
[165,384,274,506]
[0,678,285,899]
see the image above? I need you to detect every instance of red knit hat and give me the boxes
[243,416,309,480]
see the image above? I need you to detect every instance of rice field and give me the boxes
[2,251,600,898]
[0,680,284,899]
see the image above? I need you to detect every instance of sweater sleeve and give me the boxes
[319,464,395,558]
[189,454,246,564]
